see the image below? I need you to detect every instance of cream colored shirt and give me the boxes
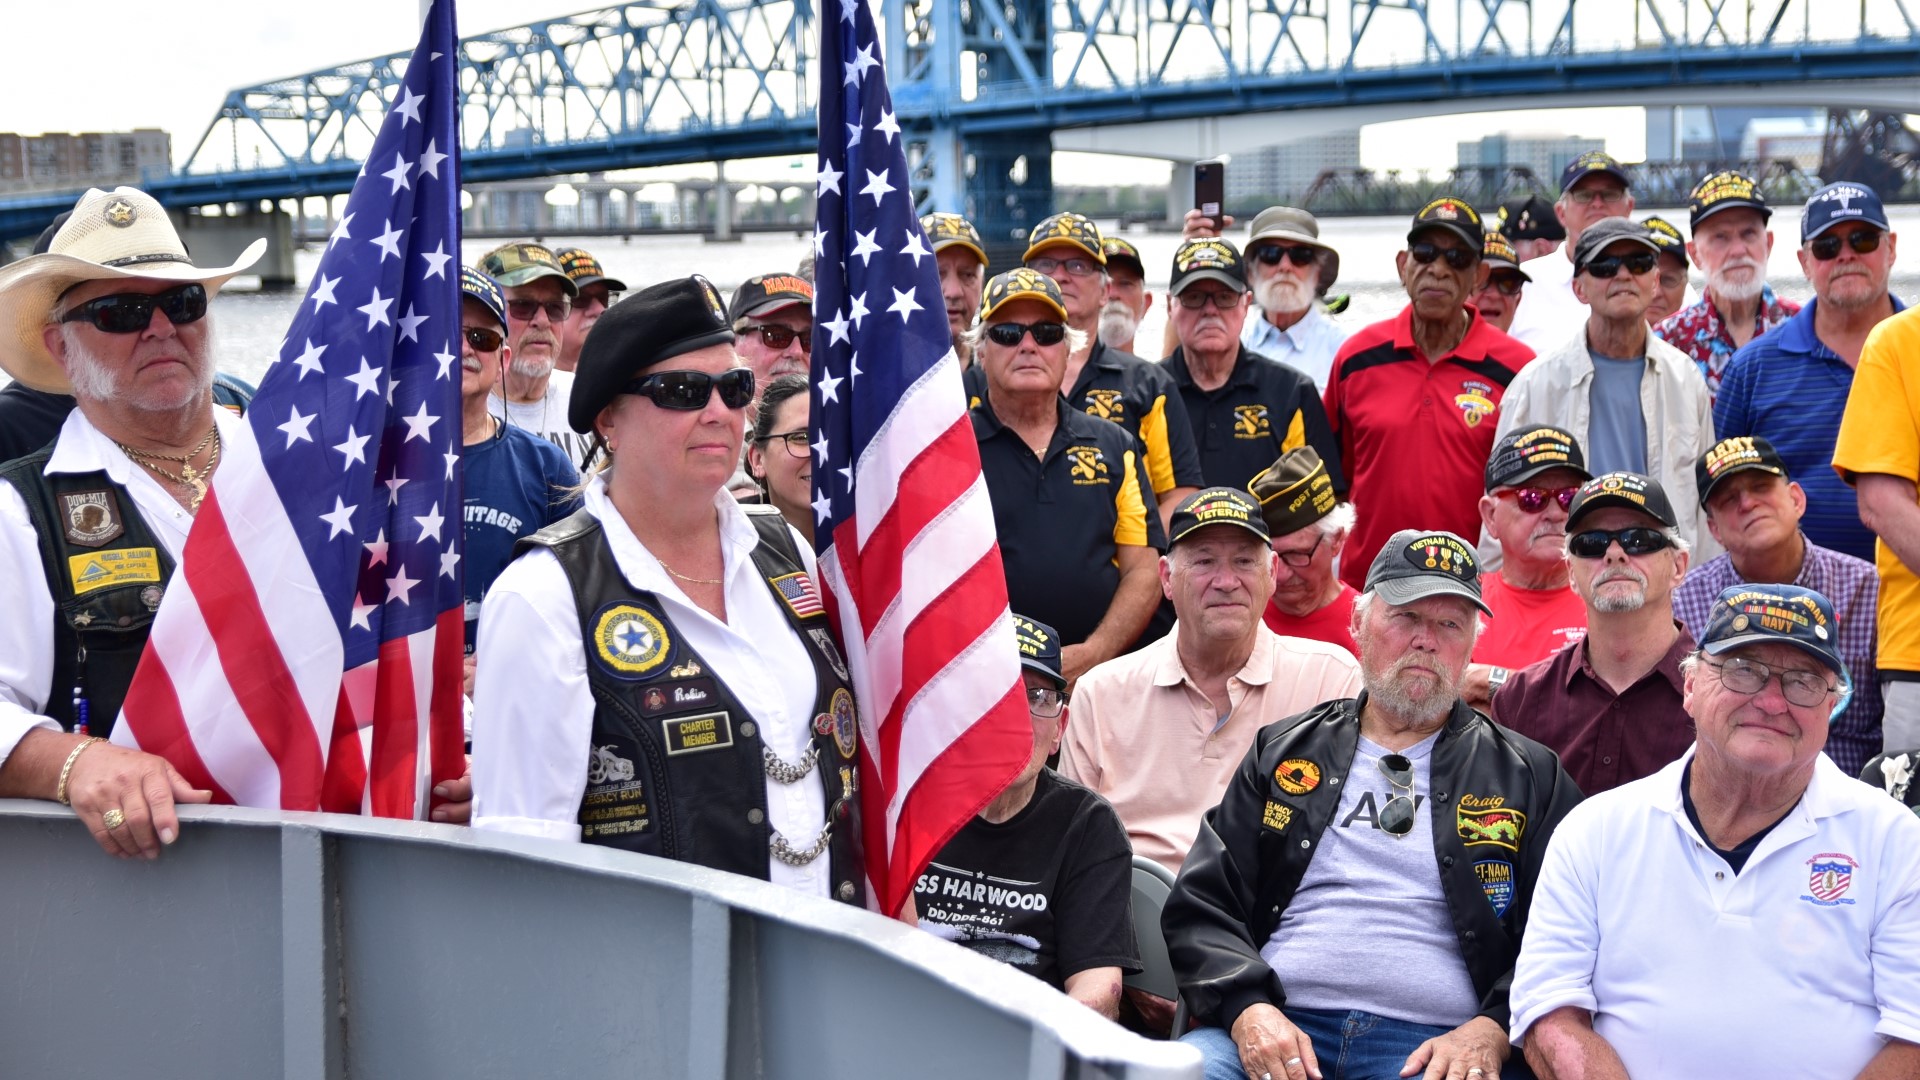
[1059,623,1362,874]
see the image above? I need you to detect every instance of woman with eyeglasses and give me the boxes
[746,373,814,546]
[470,276,867,910]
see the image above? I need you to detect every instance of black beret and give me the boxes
[569,275,736,433]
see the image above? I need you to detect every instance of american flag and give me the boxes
[812,0,1032,914]
[112,0,466,818]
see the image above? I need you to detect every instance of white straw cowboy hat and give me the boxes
[0,186,265,394]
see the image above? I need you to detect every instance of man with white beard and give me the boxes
[1238,206,1347,390]
[1653,172,1800,401]
[1096,236,1152,357]
[480,241,590,467]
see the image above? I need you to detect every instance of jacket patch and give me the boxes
[1262,800,1294,833]
[67,547,162,595]
[831,687,858,759]
[771,572,824,620]
[591,603,672,680]
[62,490,124,547]
[639,677,718,716]
[1274,758,1322,796]
[662,711,733,755]
[1457,794,1526,851]
[1475,859,1515,916]
[582,745,650,839]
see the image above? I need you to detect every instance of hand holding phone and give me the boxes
[1194,160,1225,232]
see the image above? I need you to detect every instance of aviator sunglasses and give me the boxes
[60,282,208,333]
[1566,526,1674,559]
[623,367,755,411]
[1408,241,1477,271]
[985,320,1068,347]
[1807,229,1884,261]
[1377,754,1417,838]
[752,324,812,352]
[462,326,504,352]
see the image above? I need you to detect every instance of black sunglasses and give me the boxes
[753,324,812,352]
[985,320,1067,347]
[1377,754,1416,838]
[1566,526,1674,559]
[623,368,755,411]
[1409,241,1477,271]
[60,282,208,333]
[1480,273,1526,297]
[1807,229,1884,261]
[462,325,504,352]
[505,298,572,323]
[1252,244,1320,267]
[1582,252,1659,279]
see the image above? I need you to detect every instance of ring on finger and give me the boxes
[1468,1070,1485,1077]
[102,807,126,830]
[1285,1059,1302,1067]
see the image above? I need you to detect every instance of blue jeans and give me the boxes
[1181,1007,1531,1080]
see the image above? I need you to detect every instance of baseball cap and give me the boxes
[1482,231,1530,279]
[1011,613,1067,690]
[1572,218,1660,274]
[459,265,509,331]
[1023,212,1106,266]
[1247,206,1332,251]
[728,273,813,323]
[1566,472,1679,531]
[1407,196,1484,252]
[554,247,627,293]
[922,212,989,266]
[1688,170,1770,229]
[1363,529,1492,616]
[479,241,579,297]
[1169,238,1248,296]
[1485,426,1590,492]
[1697,435,1791,506]
[569,276,734,434]
[1101,236,1145,279]
[1248,447,1338,537]
[1641,216,1690,267]
[1560,151,1631,194]
[1801,181,1890,243]
[978,267,1068,324]
[1168,487,1271,546]
[1497,194,1566,242]
[1701,584,1846,680]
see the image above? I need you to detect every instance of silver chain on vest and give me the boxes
[762,744,819,785]
[770,822,833,866]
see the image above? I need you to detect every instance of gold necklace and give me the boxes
[656,557,724,586]
[118,425,220,511]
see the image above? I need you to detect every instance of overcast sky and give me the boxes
[2,1,1644,184]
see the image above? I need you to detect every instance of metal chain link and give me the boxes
[762,744,819,785]
[769,822,833,866]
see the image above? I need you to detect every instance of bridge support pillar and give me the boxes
[965,130,1053,268]
[1167,162,1195,226]
[707,163,740,244]
[175,205,295,287]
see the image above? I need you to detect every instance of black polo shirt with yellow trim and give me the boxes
[973,393,1166,647]
[1163,343,1347,497]
[963,341,1204,500]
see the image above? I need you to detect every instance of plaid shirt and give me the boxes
[1653,284,1800,399]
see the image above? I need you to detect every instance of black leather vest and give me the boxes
[0,452,176,737]
[519,504,866,906]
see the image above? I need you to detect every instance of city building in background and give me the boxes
[0,129,171,192]
[1644,106,1825,162]
[1456,132,1605,186]
[1225,131,1363,206]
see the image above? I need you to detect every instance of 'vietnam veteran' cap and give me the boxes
[1011,613,1066,690]
[554,247,628,293]
[1702,584,1845,678]
[978,267,1068,324]
[1363,530,1492,616]
[1802,181,1890,243]
[1641,216,1690,267]
[459,265,508,331]
[1408,196,1484,252]
[1023,211,1106,266]
[1169,237,1248,295]
[921,212,988,266]
[568,275,735,433]
[1697,435,1791,506]
[1169,487,1271,546]
[1485,426,1590,492]
[1566,471,1678,531]
[1481,231,1530,279]
[479,241,579,297]
[1249,447,1338,537]
[1689,170,1770,229]
[1560,151,1631,194]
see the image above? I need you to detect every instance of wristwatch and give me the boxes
[1487,666,1510,695]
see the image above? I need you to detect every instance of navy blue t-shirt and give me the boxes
[462,423,579,649]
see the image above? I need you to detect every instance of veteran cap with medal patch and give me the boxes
[1023,211,1107,266]
[1481,230,1529,278]
[1697,435,1790,506]
[1565,471,1678,531]
[1169,487,1270,547]
[1364,529,1491,616]
[1169,237,1248,296]
[1689,170,1770,229]
[1702,584,1845,679]
[978,267,1068,324]
[1485,426,1589,493]
[1011,612,1066,690]
[1249,447,1338,538]
[1408,196,1484,252]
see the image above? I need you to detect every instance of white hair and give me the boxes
[1313,502,1358,539]
[961,320,1090,354]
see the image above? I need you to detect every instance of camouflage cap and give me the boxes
[479,241,579,297]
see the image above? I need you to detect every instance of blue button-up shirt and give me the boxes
[1241,305,1348,391]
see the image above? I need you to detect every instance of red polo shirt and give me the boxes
[1323,305,1533,588]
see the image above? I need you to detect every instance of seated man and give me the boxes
[1166,529,1581,1080]
[1249,447,1361,658]
[915,613,1140,1019]
[1513,585,1920,1078]
[1674,435,1881,775]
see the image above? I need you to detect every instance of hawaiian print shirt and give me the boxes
[1653,283,1800,400]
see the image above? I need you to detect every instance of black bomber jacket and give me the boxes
[1161,693,1584,1031]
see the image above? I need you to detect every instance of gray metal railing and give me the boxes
[0,801,1201,1080]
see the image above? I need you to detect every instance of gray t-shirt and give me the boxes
[489,368,594,470]
[1586,350,1648,475]
[1259,732,1480,1027]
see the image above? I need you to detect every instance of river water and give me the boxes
[175,206,1920,385]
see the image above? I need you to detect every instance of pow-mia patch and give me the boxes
[639,677,718,717]
[1274,758,1322,796]
[1475,859,1515,916]
[67,547,162,596]
[1067,445,1109,485]
[807,628,850,680]
[663,711,733,755]
[591,603,672,679]
[1457,795,1526,852]
[1233,404,1271,439]
[62,490,124,547]
[1084,388,1126,422]
[830,687,858,759]
[1262,800,1294,833]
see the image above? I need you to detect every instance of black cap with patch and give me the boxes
[1696,435,1791,506]
[1363,529,1492,616]
[568,275,735,433]
[1498,194,1565,242]
[728,273,814,323]
[1408,196,1484,252]
[1169,487,1270,546]
[1169,238,1248,295]
[1560,151,1631,194]
[1689,170,1770,229]
[1641,216,1690,267]
[1011,613,1067,690]
[1702,584,1845,679]
[1485,426,1590,492]
[1566,471,1678,531]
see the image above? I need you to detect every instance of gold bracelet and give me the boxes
[55,736,103,806]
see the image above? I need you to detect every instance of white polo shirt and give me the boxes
[1510,749,1920,1076]
[1505,248,1584,355]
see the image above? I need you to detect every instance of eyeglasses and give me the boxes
[1566,526,1674,559]
[1704,656,1841,708]
[1479,273,1526,297]
[1658,270,1688,291]
[59,283,207,333]
[985,320,1068,347]
[1807,229,1885,261]
[623,367,755,411]
[752,324,812,352]
[462,325,504,352]
[759,428,811,459]
[505,298,572,323]
[1273,532,1325,568]
[1377,754,1416,838]
[1252,244,1320,267]
[1409,241,1477,271]
[1496,486,1579,513]
[1175,290,1242,310]
[1566,187,1627,207]
[1582,252,1659,279]
[1026,256,1102,278]
[1026,686,1067,718]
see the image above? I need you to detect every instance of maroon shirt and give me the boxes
[1491,628,1697,795]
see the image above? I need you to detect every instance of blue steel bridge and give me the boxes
[5,0,1920,250]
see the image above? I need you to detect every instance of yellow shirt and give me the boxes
[1833,306,1920,670]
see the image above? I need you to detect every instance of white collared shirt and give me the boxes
[0,407,243,771]
[1240,305,1348,391]
[471,475,830,897]
[1505,249,1587,355]
[1511,749,1920,1075]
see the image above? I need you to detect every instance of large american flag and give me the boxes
[812,0,1032,914]
[113,0,466,818]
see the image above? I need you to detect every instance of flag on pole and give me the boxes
[114,0,466,819]
[811,0,1033,914]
